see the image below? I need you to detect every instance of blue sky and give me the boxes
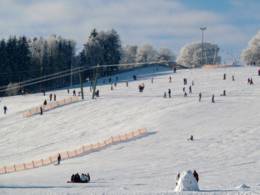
[0,0,259,63]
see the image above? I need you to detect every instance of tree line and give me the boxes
[0,29,176,96]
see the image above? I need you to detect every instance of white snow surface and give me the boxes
[174,170,199,192]
[0,66,260,194]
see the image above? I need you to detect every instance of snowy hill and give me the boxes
[0,66,260,194]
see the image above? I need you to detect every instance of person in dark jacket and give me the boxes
[193,170,199,182]
[168,89,171,98]
[57,153,61,165]
[40,107,43,115]
[74,173,81,182]
[3,106,7,114]
[199,92,202,102]
[212,94,215,103]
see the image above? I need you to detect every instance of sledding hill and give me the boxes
[0,66,260,194]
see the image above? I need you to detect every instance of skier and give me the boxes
[43,100,47,106]
[184,92,187,97]
[193,170,199,182]
[232,75,235,81]
[151,78,154,84]
[223,73,226,80]
[111,85,114,90]
[189,86,192,94]
[183,87,185,92]
[3,106,7,114]
[57,153,61,165]
[199,92,202,102]
[212,94,215,103]
[168,89,171,98]
[173,67,177,73]
[221,90,226,96]
[67,89,70,94]
[73,90,76,96]
[169,76,172,83]
[54,94,56,101]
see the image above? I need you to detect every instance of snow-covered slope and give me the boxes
[0,66,260,194]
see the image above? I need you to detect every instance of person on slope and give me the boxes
[193,170,199,182]
[169,76,172,83]
[3,106,7,114]
[189,86,192,94]
[223,73,226,80]
[57,153,61,165]
[199,93,202,102]
[168,89,171,98]
[49,93,53,101]
[212,94,215,103]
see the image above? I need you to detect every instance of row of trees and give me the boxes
[0,29,176,95]
[0,28,259,95]
[241,31,260,66]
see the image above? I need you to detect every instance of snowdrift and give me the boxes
[174,170,200,192]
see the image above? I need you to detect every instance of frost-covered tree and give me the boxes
[241,31,260,66]
[120,45,138,64]
[177,42,221,68]
[136,44,158,63]
[157,48,176,62]
[81,29,122,77]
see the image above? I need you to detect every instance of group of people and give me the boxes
[71,173,90,183]
[49,93,57,101]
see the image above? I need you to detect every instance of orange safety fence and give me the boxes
[0,128,147,175]
[23,96,81,118]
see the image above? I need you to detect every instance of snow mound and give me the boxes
[174,170,200,192]
[236,184,250,189]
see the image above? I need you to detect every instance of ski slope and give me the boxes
[0,66,260,194]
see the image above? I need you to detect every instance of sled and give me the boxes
[67,180,90,183]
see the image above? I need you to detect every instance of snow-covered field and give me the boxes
[0,66,260,194]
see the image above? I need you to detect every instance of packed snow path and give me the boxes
[0,66,260,194]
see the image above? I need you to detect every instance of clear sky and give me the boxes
[0,0,259,63]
